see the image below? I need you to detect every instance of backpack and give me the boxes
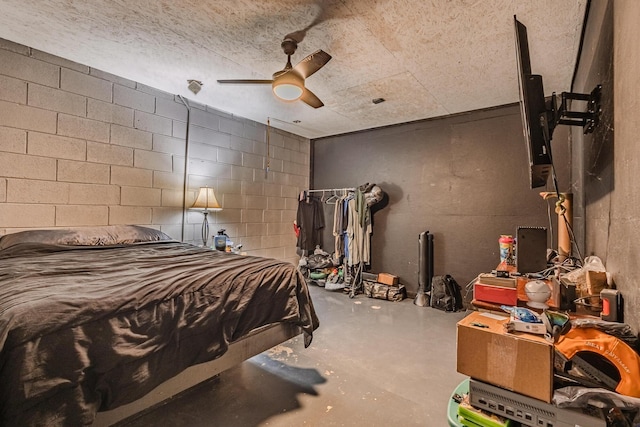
[430,275,464,312]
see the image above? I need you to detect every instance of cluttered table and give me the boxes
[455,256,640,426]
[471,261,560,311]
[471,259,613,321]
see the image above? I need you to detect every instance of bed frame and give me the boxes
[93,323,301,426]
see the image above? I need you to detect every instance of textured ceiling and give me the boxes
[0,0,587,139]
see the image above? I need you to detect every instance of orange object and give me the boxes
[540,192,572,262]
[377,273,399,286]
[555,327,640,398]
[602,298,611,316]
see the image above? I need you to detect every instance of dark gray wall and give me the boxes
[573,0,640,332]
[312,105,570,296]
[571,0,615,257]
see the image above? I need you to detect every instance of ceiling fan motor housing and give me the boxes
[281,38,298,55]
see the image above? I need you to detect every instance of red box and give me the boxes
[474,282,517,306]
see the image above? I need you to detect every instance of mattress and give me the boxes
[0,226,318,426]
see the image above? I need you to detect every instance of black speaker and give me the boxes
[516,227,547,274]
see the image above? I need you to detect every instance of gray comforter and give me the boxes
[0,237,318,426]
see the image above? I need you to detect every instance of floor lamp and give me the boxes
[190,187,222,246]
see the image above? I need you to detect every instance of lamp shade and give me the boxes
[191,187,222,211]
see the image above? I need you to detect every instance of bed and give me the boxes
[0,225,319,426]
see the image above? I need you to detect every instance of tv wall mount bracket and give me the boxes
[542,84,602,141]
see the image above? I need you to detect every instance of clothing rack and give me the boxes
[304,186,368,298]
[304,188,355,204]
[307,187,355,193]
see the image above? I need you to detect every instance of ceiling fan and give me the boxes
[217,8,332,109]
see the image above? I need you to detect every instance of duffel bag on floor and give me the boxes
[363,281,406,301]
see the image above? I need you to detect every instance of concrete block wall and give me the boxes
[0,38,310,263]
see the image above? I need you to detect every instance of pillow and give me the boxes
[0,225,172,250]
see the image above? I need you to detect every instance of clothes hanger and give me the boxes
[325,191,339,204]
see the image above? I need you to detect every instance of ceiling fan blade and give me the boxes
[300,88,324,108]
[217,79,273,84]
[293,50,332,79]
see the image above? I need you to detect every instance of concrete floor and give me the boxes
[124,284,469,426]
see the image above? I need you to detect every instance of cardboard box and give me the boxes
[478,273,517,288]
[377,272,398,286]
[473,283,518,306]
[362,272,378,282]
[456,311,553,403]
[586,270,607,296]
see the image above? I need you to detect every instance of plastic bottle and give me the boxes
[499,235,514,265]
[214,229,228,251]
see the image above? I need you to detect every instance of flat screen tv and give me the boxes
[514,16,554,189]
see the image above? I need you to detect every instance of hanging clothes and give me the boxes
[345,188,372,266]
[296,196,325,253]
[332,193,350,261]
[341,192,354,262]
[332,195,343,260]
[346,196,357,266]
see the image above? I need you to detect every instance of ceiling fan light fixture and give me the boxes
[272,72,304,101]
[273,83,303,101]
